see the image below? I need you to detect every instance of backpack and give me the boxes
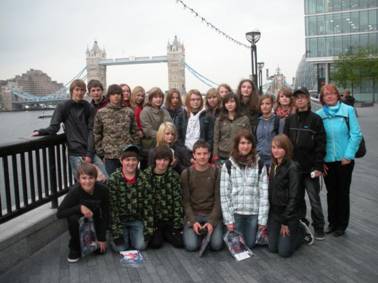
[343,116,366,158]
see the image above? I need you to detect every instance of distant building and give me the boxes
[296,0,378,101]
[0,69,65,110]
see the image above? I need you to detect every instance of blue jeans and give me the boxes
[234,214,258,249]
[69,154,108,180]
[268,217,304,258]
[112,220,146,252]
[183,215,224,252]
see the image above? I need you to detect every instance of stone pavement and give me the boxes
[1,105,378,283]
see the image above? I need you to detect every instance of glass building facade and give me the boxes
[296,0,378,102]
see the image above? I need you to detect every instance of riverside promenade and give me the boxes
[1,105,378,283]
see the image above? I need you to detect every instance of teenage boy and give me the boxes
[88,79,108,110]
[107,145,153,252]
[175,89,214,153]
[57,163,109,263]
[143,145,184,249]
[33,79,107,178]
[181,140,223,252]
[94,84,140,175]
[284,87,326,240]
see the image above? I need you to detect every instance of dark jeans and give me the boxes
[298,174,325,232]
[104,159,121,176]
[268,216,304,258]
[148,221,183,249]
[324,161,354,231]
[234,214,258,249]
[183,215,224,252]
[67,215,82,252]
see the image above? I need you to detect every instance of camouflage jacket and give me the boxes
[94,104,140,159]
[107,169,154,239]
[143,167,184,230]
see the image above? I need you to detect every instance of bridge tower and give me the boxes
[86,41,107,88]
[167,36,186,95]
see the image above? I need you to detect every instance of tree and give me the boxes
[332,47,378,102]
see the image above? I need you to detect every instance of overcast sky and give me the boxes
[0,0,305,92]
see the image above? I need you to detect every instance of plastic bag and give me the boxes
[79,216,98,257]
[120,250,144,268]
[255,226,269,246]
[224,231,254,261]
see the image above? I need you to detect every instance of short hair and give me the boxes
[87,79,104,92]
[231,129,256,165]
[146,87,164,106]
[69,79,86,96]
[131,86,145,107]
[120,147,139,160]
[259,94,275,108]
[236,79,259,112]
[319,84,341,105]
[185,89,203,114]
[165,88,183,109]
[153,145,173,164]
[106,84,123,98]
[192,140,210,153]
[271,134,293,165]
[205,88,221,110]
[156,122,177,146]
[76,163,98,181]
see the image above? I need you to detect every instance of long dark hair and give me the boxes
[219,93,240,121]
[231,130,256,166]
[236,79,259,113]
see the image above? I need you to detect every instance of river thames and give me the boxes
[0,110,55,145]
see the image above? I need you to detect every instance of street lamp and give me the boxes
[258,62,264,94]
[245,30,261,92]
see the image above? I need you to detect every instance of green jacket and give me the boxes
[107,169,154,239]
[143,167,184,230]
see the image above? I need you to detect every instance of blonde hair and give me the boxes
[271,134,293,166]
[156,122,177,146]
[131,86,145,108]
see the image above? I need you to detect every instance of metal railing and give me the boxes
[0,134,73,224]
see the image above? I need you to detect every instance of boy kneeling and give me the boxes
[57,163,109,263]
[181,140,223,252]
[108,145,153,251]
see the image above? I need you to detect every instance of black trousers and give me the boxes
[67,214,81,252]
[148,221,183,249]
[298,174,325,232]
[268,217,304,258]
[324,161,354,231]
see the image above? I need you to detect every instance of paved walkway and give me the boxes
[1,105,378,283]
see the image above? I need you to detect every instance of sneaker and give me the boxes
[315,230,325,241]
[67,249,80,263]
[333,230,345,237]
[299,219,314,246]
[325,225,335,234]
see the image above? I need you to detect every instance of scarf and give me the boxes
[185,109,204,150]
[275,106,292,118]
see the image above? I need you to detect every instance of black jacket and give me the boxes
[283,110,326,173]
[57,182,109,241]
[37,100,96,158]
[268,159,300,225]
[175,109,214,151]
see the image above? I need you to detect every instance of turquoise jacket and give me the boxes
[316,102,362,162]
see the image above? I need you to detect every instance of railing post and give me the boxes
[48,145,58,208]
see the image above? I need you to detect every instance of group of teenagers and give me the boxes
[33,77,363,263]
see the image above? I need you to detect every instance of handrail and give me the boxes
[0,134,73,224]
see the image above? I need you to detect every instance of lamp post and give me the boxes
[258,62,264,94]
[245,30,261,92]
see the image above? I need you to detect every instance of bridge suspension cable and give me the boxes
[185,63,218,88]
[64,66,87,87]
[175,0,249,49]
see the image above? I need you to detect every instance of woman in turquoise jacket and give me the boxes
[316,84,362,237]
